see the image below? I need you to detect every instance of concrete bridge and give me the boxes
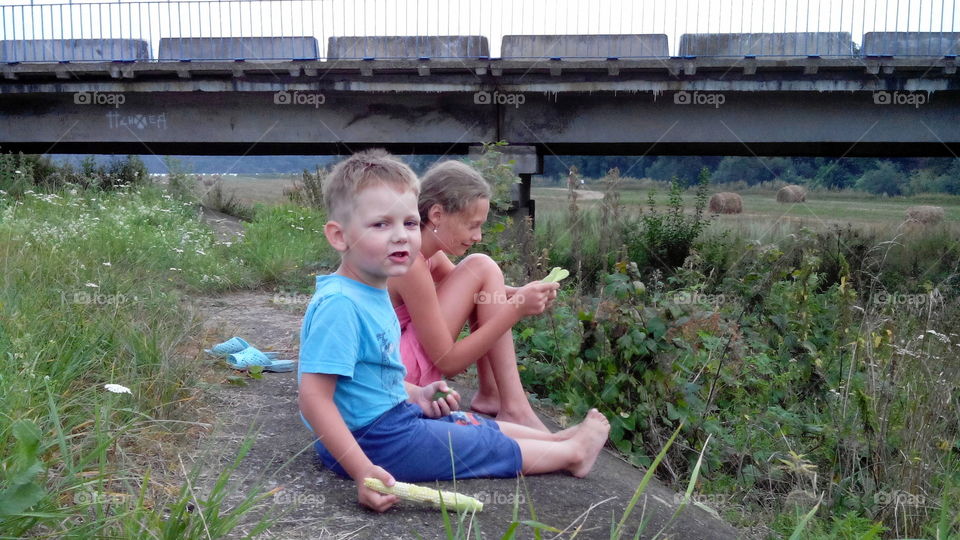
[2,33,958,217]
[1,34,958,159]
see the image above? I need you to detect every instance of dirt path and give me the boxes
[181,210,740,539]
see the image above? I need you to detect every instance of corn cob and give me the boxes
[542,266,569,283]
[363,478,483,512]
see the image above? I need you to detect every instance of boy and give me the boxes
[298,149,610,512]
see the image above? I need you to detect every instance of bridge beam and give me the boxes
[1,60,958,157]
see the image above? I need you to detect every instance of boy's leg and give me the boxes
[496,408,609,441]
[510,412,610,477]
[366,405,523,481]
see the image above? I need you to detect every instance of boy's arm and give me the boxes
[299,372,399,512]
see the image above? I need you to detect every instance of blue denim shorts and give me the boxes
[314,402,522,482]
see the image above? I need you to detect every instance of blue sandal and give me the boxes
[206,337,280,359]
[225,347,295,373]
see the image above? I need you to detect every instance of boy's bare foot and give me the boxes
[569,409,610,478]
[555,409,606,439]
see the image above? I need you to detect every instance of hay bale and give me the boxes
[777,185,807,203]
[905,205,945,224]
[709,192,743,214]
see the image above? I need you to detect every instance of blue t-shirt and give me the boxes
[298,274,409,432]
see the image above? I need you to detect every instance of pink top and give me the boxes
[394,254,443,385]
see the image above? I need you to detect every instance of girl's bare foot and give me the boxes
[496,408,550,433]
[569,409,610,478]
[468,394,499,417]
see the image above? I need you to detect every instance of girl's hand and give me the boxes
[416,381,461,418]
[511,281,560,317]
[357,466,398,512]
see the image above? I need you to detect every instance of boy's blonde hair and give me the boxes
[323,149,420,222]
[418,160,492,225]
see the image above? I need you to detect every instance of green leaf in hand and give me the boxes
[542,267,569,283]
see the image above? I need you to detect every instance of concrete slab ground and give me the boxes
[185,287,740,539]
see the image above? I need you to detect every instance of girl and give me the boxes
[388,160,559,432]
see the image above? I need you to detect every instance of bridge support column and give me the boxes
[469,144,541,227]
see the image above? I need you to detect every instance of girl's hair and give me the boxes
[323,148,419,222]
[418,160,492,225]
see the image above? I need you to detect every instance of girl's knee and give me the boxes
[459,253,502,278]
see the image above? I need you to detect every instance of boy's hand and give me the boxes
[416,381,461,418]
[357,466,398,512]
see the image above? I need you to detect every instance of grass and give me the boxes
[0,184,332,538]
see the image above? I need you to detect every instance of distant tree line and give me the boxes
[541,155,960,196]
[47,154,960,196]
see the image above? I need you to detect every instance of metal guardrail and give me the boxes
[0,0,957,62]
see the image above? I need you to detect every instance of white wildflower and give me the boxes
[84,282,99,288]
[15,170,21,174]
[195,249,206,255]
[102,262,112,267]
[174,248,184,254]
[104,383,132,394]
[169,267,181,271]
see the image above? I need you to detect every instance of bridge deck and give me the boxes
[1,57,956,91]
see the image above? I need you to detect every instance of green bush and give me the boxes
[516,226,960,537]
[625,168,712,272]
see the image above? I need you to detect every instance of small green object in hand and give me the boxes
[542,267,569,283]
[432,390,451,401]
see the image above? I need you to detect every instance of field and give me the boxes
[533,185,960,227]
[2,163,958,539]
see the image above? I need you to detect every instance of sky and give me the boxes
[1,0,958,58]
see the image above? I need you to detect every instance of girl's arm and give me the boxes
[388,255,553,377]
[299,373,398,512]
